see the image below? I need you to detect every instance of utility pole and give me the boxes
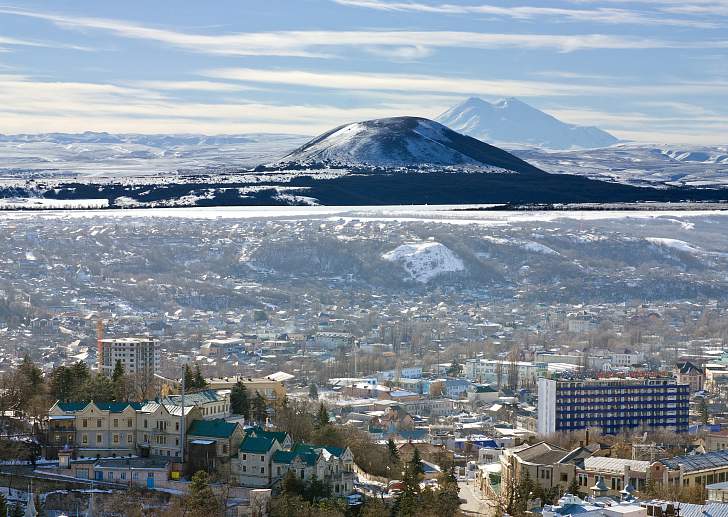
[180,371,185,464]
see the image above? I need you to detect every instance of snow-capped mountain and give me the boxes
[436,97,619,150]
[272,116,544,174]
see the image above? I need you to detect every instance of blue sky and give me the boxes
[0,0,727,143]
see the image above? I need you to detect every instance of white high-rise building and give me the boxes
[98,337,159,379]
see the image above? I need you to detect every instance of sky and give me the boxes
[0,0,727,144]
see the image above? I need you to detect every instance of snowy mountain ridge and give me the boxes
[436,97,619,150]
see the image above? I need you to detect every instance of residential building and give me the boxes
[464,359,546,387]
[47,401,143,457]
[271,443,355,496]
[137,400,201,459]
[537,377,689,435]
[236,427,354,494]
[205,376,286,403]
[187,419,245,475]
[98,337,159,380]
[675,361,705,393]
[66,457,171,488]
[161,389,230,420]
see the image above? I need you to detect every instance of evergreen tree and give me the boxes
[281,469,304,496]
[84,373,115,402]
[8,502,21,517]
[112,360,125,383]
[253,392,268,424]
[387,438,400,465]
[111,360,127,401]
[315,402,329,430]
[409,447,424,477]
[698,397,709,425]
[567,476,582,497]
[447,358,462,377]
[193,364,207,389]
[185,470,221,516]
[183,364,194,390]
[231,381,250,419]
[308,383,319,400]
[49,366,74,402]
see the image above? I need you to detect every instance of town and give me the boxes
[2,213,728,515]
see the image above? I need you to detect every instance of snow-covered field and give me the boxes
[0,133,308,178]
[516,143,728,187]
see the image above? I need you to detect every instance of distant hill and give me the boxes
[272,116,544,174]
[436,97,619,150]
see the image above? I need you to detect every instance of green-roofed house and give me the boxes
[244,426,292,450]
[237,433,284,487]
[47,400,145,458]
[236,427,355,494]
[187,419,244,475]
[271,443,355,495]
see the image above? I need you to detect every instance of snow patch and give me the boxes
[382,241,464,282]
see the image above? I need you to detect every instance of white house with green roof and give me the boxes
[235,426,355,494]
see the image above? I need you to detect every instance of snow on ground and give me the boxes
[382,241,464,282]
[482,236,559,255]
[646,237,728,258]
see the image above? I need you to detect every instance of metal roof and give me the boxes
[661,451,728,473]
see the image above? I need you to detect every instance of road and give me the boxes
[458,480,497,516]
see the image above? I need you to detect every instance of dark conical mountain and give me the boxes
[274,116,544,174]
[437,97,619,150]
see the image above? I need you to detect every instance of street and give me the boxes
[458,481,497,516]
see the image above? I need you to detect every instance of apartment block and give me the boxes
[537,377,689,435]
[98,336,160,379]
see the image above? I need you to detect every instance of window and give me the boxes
[242,466,247,472]
[561,474,568,483]
[96,435,102,444]
[82,419,88,428]
[82,434,88,444]
[97,419,102,428]
[127,418,133,428]
[277,467,281,475]
[223,445,228,455]
[243,454,247,460]
[113,419,118,427]
[128,435,133,444]
[260,467,265,474]
[121,472,126,480]
[144,419,148,429]
[133,472,139,480]
[113,434,119,444]
[260,455,264,462]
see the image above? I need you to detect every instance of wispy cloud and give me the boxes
[0,6,717,56]
[202,67,728,98]
[0,74,436,134]
[333,0,722,28]
[0,34,94,52]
